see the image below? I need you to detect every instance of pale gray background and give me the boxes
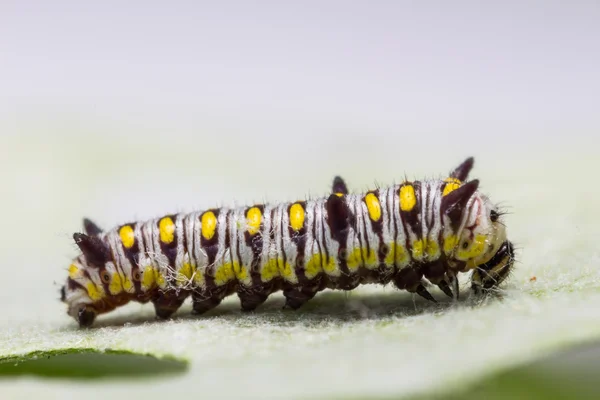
[1,2,600,399]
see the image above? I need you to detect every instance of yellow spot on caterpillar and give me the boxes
[141,266,155,290]
[443,177,462,196]
[426,239,440,259]
[201,211,217,240]
[159,217,175,244]
[176,262,193,286]
[193,267,205,286]
[399,185,416,212]
[181,263,193,279]
[469,243,497,269]
[365,193,381,222]
[305,255,323,279]
[86,282,103,301]
[394,243,408,266]
[458,234,487,260]
[154,268,166,288]
[108,272,123,295]
[122,273,133,292]
[68,264,79,279]
[289,203,305,231]
[214,263,235,285]
[119,225,135,249]
[364,248,377,269]
[346,247,377,271]
[246,207,262,235]
[385,245,395,266]
[411,239,424,259]
[261,258,281,282]
[443,235,458,254]
[233,262,249,282]
[346,248,362,271]
[279,260,294,279]
[323,255,337,274]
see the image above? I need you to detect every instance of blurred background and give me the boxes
[1,1,600,398]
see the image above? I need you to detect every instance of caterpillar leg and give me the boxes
[447,270,460,300]
[414,282,437,303]
[152,291,189,319]
[394,267,437,303]
[191,296,222,315]
[437,279,454,298]
[238,291,269,312]
[422,260,454,299]
[282,283,322,310]
[471,241,515,294]
[191,284,234,315]
[237,281,279,312]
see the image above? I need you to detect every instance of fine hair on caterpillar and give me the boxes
[61,157,515,327]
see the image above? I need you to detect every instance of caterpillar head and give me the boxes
[441,158,515,291]
[61,224,131,327]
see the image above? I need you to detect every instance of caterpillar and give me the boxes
[61,157,515,327]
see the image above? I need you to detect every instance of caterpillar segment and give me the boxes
[61,157,515,327]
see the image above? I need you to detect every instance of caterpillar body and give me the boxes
[61,157,515,327]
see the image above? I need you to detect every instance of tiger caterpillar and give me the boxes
[61,157,515,327]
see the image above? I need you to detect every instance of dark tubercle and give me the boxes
[449,157,474,181]
[332,176,349,195]
[73,232,112,267]
[325,193,355,289]
[83,218,103,236]
[325,193,354,236]
[440,180,479,231]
